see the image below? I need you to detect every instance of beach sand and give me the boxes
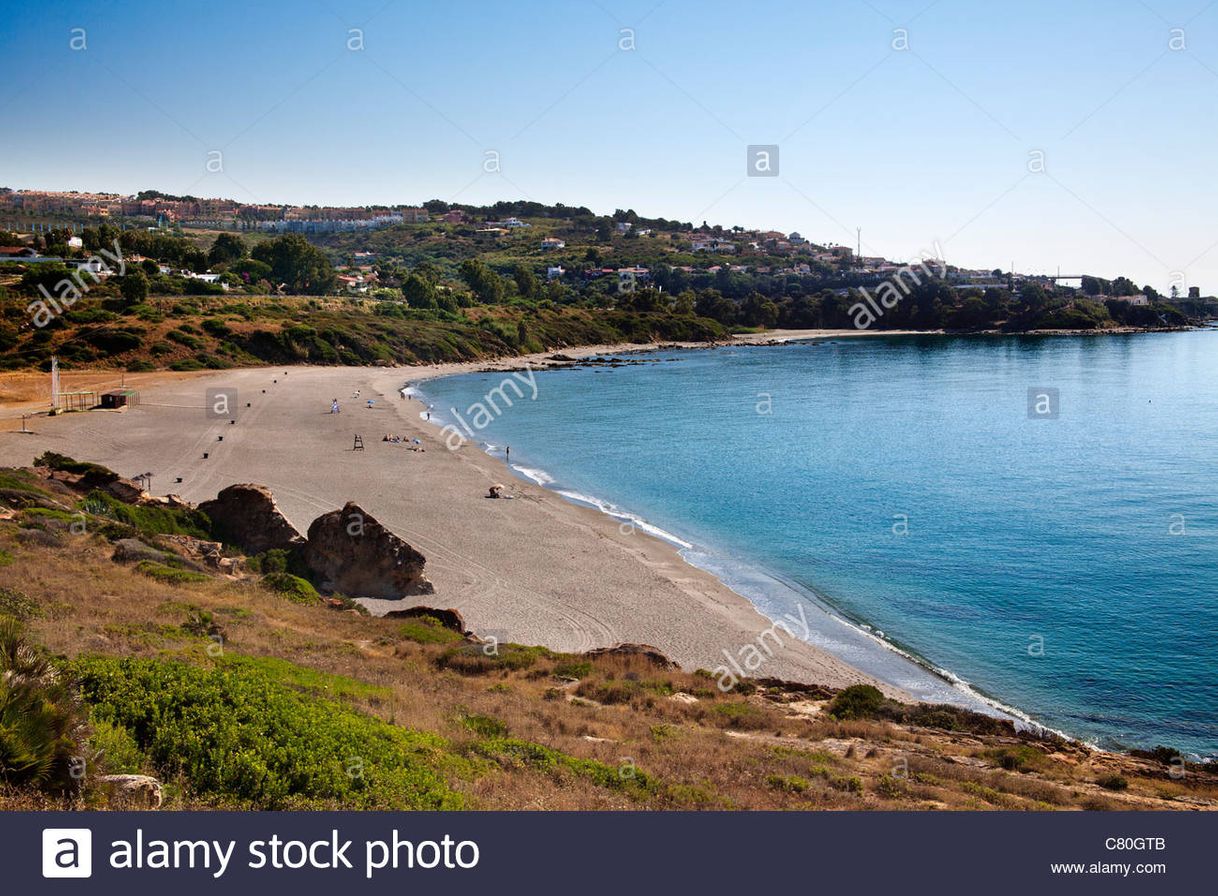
[0,331,916,694]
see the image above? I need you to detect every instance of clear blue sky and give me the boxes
[2,0,1216,292]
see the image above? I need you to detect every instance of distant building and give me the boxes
[541,237,565,250]
[0,246,39,259]
[546,265,565,280]
[690,236,737,254]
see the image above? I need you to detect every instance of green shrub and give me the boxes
[711,700,770,730]
[0,586,39,619]
[166,329,202,349]
[88,719,147,775]
[34,451,112,477]
[261,572,319,604]
[553,659,593,679]
[247,548,289,575]
[766,773,809,793]
[827,684,885,720]
[460,713,508,739]
[82,489,212,538]
[436,643,551,674]
[985,745,1044,772]
[70,656,464,809]
[135,561,210,585]
[201,318,232,338]
[0,619,86,793]
[1098,774,1129,791]
[398,615,464,645]
[473,736,657,800]
[876,774,906,798]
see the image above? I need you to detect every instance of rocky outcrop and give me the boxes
[156,534,235,573]
[384,605,468,635]
[112,538,174,565]
[303,503,433,599]
[99,774,163,810]
[584,643,677,668]
[198,484,304,555]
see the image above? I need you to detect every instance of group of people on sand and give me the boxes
[383,434,425,452]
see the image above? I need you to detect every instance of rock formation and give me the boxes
[197,484,305,555]
[384,605,468,635]
[99,774,163,810]
[303,502,433,598]
[584,643,677,668]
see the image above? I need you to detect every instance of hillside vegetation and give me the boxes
[1,461,1215,811]
[1,199,1203,374]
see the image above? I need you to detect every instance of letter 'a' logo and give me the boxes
[42,829,92,878]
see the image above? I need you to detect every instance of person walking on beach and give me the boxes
[331,399,340,414]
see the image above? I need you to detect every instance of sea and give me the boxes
[415,331,1218,759]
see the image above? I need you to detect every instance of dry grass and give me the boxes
[1,486,1216,811]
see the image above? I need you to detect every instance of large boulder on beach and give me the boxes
[303,502,433,599]
[197,483,305,555]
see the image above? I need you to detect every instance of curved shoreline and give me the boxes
[407,353,1061,739]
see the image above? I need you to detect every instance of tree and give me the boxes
[250,234,336,294]
[741,292,779,328]
[672,289,696,315]
[458,259,505,303]
[401,272,438,309]
[1020,282,1048,311]
[119,269,149,306]
[694,288,735,323]
[513,264,539,300]
[208,233,247,266]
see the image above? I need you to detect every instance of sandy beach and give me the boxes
[0,330,917,693]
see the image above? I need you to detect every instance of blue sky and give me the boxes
[2,0,1216,292]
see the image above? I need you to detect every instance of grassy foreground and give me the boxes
[1,464,1215,811]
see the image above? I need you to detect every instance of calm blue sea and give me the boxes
[417,332,1218,758]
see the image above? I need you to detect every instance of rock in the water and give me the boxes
[99,774,163,810]
[304,502,433,599]
[198,484,304,555]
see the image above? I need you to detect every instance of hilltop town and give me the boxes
[0,185,1212,373]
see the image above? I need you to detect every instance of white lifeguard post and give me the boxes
[50,356,60,412]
